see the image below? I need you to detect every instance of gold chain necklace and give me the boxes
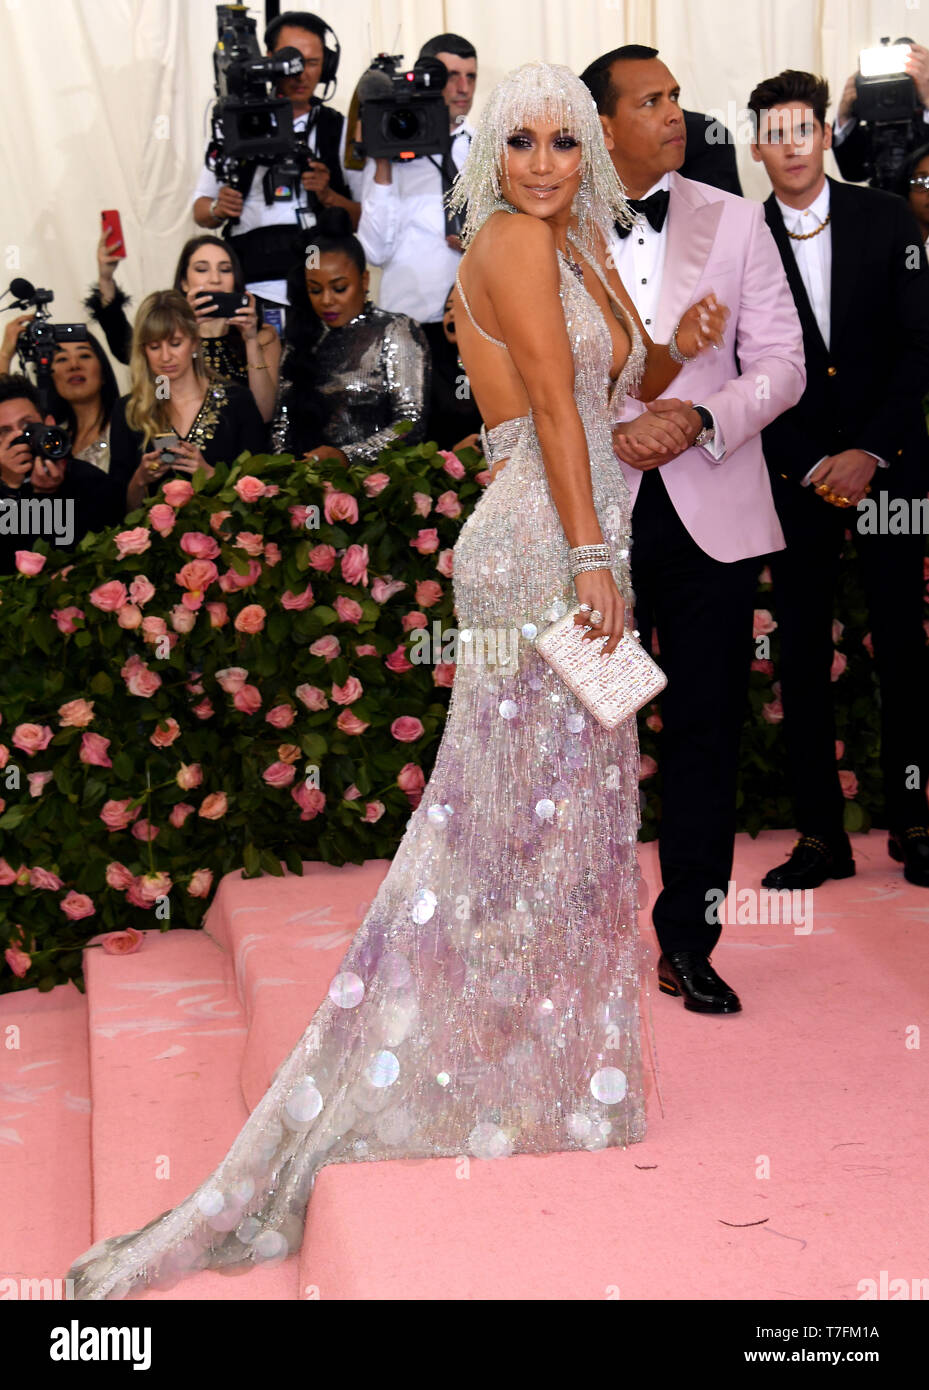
[786,211,831,241]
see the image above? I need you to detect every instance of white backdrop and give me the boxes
[0,0,920,378]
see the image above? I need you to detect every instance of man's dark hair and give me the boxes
[264,10,331,52]
[747,70,830,135]
[0,373,42,413]
[418,33,477,63]
[580,45,660,116]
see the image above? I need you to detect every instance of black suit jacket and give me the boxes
[832,108,929,189]
[680,110,743,196]
[761,177,929,496]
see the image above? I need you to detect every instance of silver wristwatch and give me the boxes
[693,404,715,448]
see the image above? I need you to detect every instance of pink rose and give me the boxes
[192,699,215,719]
[291,783,326,820]
[385,645,414,673]
[410,527,440,554]
[440,451,466,479]
[234,475,268,503]
[115,527,151,559]
[332,676,363,705]
[100,799,141,831]
[391,715,424,743]
[336,709,369,735]
[761,697,784,724]
[4,946,31,978]
[150,717,180,747]
[187,869,214,898]
[830,650,847,681]
[371,576,406,603]
[475,470,491,487]
[341,543,370,587]
[206,601,229,627]
[131,819,159,842]
[436,548,454,578]
[12,723,53,755]
[149,503,176,535]
[89,580,128,612]
[753,609,777,638]
[210,509,233,534]
[234,531,265,556]
[162,479,194,507]
[141,615,168,642]
[105,862,135,890]
[334,595,363,626]
[176,762,203,791]
[175,559,218,600]
[839,769,859,799]
[323,490,359,525]
[125,879,151,908]
[219,559,262,591]
[289,504,311,528]
[759,564,772,585]
[263,761,297,787]
[433,662,456,687]
[180,531,221,560]
[263,542,281,567]
[169,802,195,828]
[59,698,94,728]
[356,643,378,656]
[401,611,428,632]
[435,490,462,519]
[199,792,229,820]
[216,666,249,694]
[412,492,432,517]
[309,544,337,572]
[30,866,63,889]
[282,584,314,610]
[363,471,391,497]
[832,619,844,644]
[27,771,54,797]
[862,632,874,657]
[835,740,845,760]
[0,859,21,886]
[646,712,663,732]
[117,604,143,630]
[60,891,95,921]
[101,928,144,955]
[363,800,386,823]
[276,744,301,764]
[123,660,162,698]
[266,704,296,729]
[415,579,443,607]
[233,683,262,714]
[638,754,658,781]
[15,550,46,575]
[296,684,328,710]
[170,604,197,633]
[310,635,340,661]
[397,762,425,807]
[80,732,112,768]
[130,583,155,623]
[750,658,774,675]
[234,604,266,634]
[137,871,172,904]
[52,606,84,633]
[343,785,361,800]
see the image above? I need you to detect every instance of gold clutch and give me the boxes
[534,605,667,729]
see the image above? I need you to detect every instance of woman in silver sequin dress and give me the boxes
[66,63,727,1301]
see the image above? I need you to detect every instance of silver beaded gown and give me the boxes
[67,250,652,1300]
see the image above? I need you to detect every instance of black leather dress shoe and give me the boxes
[888,827,929,887]
[761,834,855,890]
[657,951,742,1013]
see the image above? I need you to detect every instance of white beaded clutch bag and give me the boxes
[534,605,667,730]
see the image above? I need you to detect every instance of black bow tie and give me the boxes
[616,188,670,237]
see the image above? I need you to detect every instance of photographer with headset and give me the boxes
[193,10,359,327]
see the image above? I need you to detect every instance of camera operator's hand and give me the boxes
[906,42,929,107]
[96,232,123,306]
[30,457,67,493]
[838,74,858,126]
[0,313,34,374]
[213,186,244,221]
[302,161,332,201]
[228,292,259,342]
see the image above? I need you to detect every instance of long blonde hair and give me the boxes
[126,290,213,446]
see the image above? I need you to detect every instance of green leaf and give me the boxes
[300,733,328,762]
[243,842,261,876]
[283,845,305,877]
[90,671,114,697]
[112,751,135,781]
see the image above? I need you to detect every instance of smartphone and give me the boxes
[101,209,126,258]
[153,432,180,464]
[193,290,248,318]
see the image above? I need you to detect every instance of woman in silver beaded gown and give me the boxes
[66,62,727,1300]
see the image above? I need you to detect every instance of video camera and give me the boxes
[3,276,87,418]
[205,4,308,209]
[357,54,451,161]
[854,37,920,191]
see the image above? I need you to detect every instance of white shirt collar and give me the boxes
[451,118,475,140]
[775,179,830,231]
[639,171,672,201]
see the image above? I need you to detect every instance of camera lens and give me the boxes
[386,108,420,140]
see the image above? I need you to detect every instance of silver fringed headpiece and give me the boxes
[447,60,635,254]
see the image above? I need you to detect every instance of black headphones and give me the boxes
[264,11,340,100]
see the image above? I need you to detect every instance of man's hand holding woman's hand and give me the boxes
[613,398,697,469]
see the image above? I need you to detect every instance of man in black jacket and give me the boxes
[681,109,743,194]
[832,39,929,192]
[749,69,929,889]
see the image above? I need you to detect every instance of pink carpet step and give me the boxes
[0,984,91,1291]
[81,927,299,1299]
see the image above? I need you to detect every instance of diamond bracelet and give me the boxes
[570,542,611,577]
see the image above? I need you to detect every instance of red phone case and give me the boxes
[101,210,126,258]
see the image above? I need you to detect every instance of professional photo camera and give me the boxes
[3,276,88,414]
[357,53,451,161]
[853,36,920,190]
[14,421,70,461]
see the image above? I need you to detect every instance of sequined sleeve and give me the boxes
[342,315,431,464]
[269,343,294,455]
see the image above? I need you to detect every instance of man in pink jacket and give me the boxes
[581,45,806,1014]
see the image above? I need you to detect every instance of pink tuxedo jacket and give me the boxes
[612,171,806,562]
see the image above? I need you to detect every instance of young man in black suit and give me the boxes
[749,69,929,889]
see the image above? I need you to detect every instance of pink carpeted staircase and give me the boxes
[2,830,927,1300]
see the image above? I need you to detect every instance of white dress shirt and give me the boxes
[776,181,886,484]
[194,111,354,306]
[357,122,473,323]
[607,170,725,458]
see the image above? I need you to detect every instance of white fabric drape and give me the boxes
[0,0,916,384]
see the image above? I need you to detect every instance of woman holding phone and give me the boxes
[108,290,267,515]
[88,230,281,421]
